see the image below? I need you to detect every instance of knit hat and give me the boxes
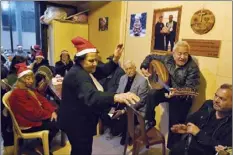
[71,36,96,57]
[15,62,33,78]
[35,51,44,59]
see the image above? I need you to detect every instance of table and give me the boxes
[49,83,62,100]
[48,83,66,147]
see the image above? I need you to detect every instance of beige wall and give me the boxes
[88,2,122,63]
[90,1,232,138]
[123,1,232,112]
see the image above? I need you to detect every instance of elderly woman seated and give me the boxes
[8,62,59,154]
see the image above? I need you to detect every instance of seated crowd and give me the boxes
[1,41,232,155]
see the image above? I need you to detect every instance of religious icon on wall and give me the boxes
[190,9,215,35]
[130,12,147,37]
[99,17,108,31]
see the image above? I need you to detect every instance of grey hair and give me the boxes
[123,60,136,68]
[173,41,190,52]
[220,84,232,91]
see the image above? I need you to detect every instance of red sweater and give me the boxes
[9,88,56,128]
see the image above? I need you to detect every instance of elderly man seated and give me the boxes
[102,60,150,145]
[170,84,232,155]
[8,62,59,154]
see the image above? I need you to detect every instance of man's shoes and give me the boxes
[145,120,156,131]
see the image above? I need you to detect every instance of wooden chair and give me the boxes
[124,105,166,155]
[2,91,50,155]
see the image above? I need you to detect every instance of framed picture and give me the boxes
[151,6,182,53]
[129,12,147,37]
[99,17,108,31]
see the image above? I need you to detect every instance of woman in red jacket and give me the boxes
[8,62,59,154]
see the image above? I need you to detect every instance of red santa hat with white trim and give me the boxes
[31,45,41,52]
[35,50,44,59]
[15,62,33,78]
[71,36,96,57]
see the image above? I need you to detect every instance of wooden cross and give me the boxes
[199,9,206,22]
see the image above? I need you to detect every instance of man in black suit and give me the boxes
[166,15,177,51]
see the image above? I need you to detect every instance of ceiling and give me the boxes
[46,1,109,12]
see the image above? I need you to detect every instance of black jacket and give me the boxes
[166,21,177,40]
[32,59,50,73]
[170,100,232,155]
[55,60,73,77]
[140,54,200,90]
[58,60,118,137]
[99,66,125,93]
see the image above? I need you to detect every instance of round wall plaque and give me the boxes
[191,9,215,35]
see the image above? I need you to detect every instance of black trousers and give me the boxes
[22,119,59,144]
[144,89,192,149]
[65,130,93,155]
[166,35,175,51]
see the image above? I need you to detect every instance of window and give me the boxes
[21,11,35,32]
[2,10,16,31]
[1,1,37,55]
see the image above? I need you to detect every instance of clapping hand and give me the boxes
[186,122,200,136]
[171,124,187,134]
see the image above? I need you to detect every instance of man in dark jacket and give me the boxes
[58,37,140,155]
[99,55,125,93]
[170,84,232,155]
[165,15,177,51]
[141,41,200,149]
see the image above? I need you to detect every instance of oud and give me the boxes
[148,60,198,98]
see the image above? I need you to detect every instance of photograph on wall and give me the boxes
[99,17,108,31]
[152,9,180,52]
[129,12,147,37]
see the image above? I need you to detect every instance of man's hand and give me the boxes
[165,88,176,98]
[215,145,227,152]
[114,92,140,105]
[186,122,200,136]
[113,44,124,63]
[171,124,187,134]
[141,68,151,77]
[111,110,125,119]
[50,112,57,122]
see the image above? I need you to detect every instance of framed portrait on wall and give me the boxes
[99,17,108,31]
[151,6,182,53]
[129,12,147,37]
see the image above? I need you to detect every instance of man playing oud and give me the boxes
[140,41,200,149]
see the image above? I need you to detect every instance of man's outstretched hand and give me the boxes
[114,92,140,105]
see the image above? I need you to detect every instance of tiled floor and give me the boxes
[3,131,168,155]
[4,104,170,155]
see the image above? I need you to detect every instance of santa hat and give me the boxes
[71,36,96,57]
[17,45,23,48]
[31,45,41,52]
[15,62,33,78]
[35,51,44,59]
